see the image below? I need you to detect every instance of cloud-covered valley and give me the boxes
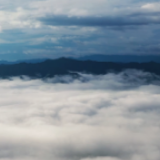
[0,70,160,160]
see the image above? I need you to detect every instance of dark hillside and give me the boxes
[0,58,159,78]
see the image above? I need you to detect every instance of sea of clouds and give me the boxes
[0,70,160,160]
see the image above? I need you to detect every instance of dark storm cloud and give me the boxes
[39,12,160,27]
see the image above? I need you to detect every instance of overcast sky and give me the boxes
[0,0,160,60]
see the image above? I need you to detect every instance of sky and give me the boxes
[0,0,160,60]
[0,70,160,160]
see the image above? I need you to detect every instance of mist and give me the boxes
[0,70,160,160]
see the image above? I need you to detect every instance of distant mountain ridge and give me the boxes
[1,55,160,65]
[77,55,160,63]
[0,58,48,65]
[0,57,159,78]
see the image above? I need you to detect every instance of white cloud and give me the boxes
[0,71,159,160]
[141,2,160,11]
[0,7,41,31]
[0,0,157,31]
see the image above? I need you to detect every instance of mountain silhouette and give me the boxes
[0,57,159,78]
[0,58,48,65]
[77,55,160,63]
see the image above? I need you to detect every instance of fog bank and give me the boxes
[0,70,160,160]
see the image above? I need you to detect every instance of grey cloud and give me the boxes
[39,12,160,27]
[135,45,160,54]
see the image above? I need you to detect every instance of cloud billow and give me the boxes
[0,70,160,160]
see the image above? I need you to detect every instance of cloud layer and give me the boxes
[40,12,160,27]
[0,0,160,60]
[0,70,160,160]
